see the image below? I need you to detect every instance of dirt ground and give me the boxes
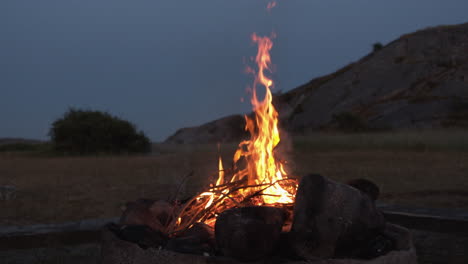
[0,243,99,264]
[1,143,467,225]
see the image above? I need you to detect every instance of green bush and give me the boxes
[372,42,383,52]
[49,108,151,155]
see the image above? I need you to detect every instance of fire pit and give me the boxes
[100,175,417,263]
[101,15,416,263]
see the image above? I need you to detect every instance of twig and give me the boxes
[166,176,298,235]
[163,171,194,232]
[171,170,194,202]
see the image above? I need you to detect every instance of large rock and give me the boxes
[120,199,176,233]
[346,178,380,201]
[289,174,386,259]
[166,223,215,255]
[215,206,286,262]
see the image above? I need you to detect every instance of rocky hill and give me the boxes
[166,23,468,144]
[165,115,248,144]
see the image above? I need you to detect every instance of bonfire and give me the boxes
[166,31,298,235]
[101,2,417,263]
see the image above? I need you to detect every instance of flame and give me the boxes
[266,1,277,12]
[217,156,225,186]
[203,33,295,206]
[170,11,297,234]
[201,156,225,209]
[229,33,294,204]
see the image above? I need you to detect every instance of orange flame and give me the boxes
[229,33,294,204]
[266,1,277,12]
[200,151,226,210]
[171,20,297,234]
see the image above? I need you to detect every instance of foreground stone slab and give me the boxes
[100,223,417,264]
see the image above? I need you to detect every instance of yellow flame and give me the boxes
[217,146,225,186]
[229,33,294,204]
[172,25,297,233]
[200,156,225,210]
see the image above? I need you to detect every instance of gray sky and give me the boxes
[1,0,467,141]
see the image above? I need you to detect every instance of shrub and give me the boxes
[49,108,151,155]
[372,42,383,52]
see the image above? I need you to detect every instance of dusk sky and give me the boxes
[1,0,468,141]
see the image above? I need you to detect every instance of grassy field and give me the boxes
[1,130,467,226]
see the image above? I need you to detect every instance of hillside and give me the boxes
[166,22,468,144]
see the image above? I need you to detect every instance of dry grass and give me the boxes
[0,152,221,225]
[291,151,468,209]
[293,129,468,152]
[1,130,468,226]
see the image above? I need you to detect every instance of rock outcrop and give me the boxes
[165,115,248,144]
[166,22,468,143]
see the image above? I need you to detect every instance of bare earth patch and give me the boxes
[1,139,468,226]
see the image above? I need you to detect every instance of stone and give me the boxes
[166,223,215,255]
[215,206,287,262]
[0,185,16,201]
[346,178,380,201]
[107,223,167,249]
[100,223,417,264]
[289,174,386,259]
[120,199,176,233]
